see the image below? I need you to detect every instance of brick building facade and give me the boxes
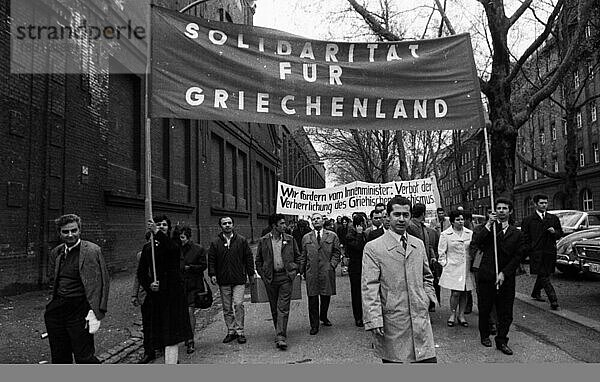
[0,0,325,294]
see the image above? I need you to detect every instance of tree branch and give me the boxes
[346,0,402,41]
[508,0,534,27]
[516,151,564,179]
[433,0,456,35]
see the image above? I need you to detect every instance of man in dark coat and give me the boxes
[138,215,192,364]
[301,212,342,335]
[521,194,563,310]
[45,214,109,364]
[255,213,304,350]
[179,225,207,354]
[345,215,367,327]
[366,210,390,242]
[406,203,440,311]
[208,216,255,344]
[472,198,527,356]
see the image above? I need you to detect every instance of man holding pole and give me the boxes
[472,198,526,355]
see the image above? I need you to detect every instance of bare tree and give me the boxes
[345,0,597,199]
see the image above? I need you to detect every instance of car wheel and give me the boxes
[556,264,580,277]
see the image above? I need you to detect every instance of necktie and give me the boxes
[401,236,407,251]
[317,231,321,244]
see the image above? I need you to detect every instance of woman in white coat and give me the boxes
[438,210,475,327]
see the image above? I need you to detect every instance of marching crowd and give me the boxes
[42,193,563,364]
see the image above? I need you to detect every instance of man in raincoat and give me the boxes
[301,213,342,335]
[362,196,438,363]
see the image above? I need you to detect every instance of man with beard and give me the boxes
[301,213,342,335]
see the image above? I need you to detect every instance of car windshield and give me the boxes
[553,211,584,227]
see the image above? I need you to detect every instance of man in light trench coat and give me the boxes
[301,213,342,335]
[362,196,439,363]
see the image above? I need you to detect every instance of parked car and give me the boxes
[555,227,600,275]
[548,210,600,235]
[573,238,600,276]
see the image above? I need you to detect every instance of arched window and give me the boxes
[581,189,594,211]
[524,197,535,217]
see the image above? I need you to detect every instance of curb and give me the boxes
[515,292,600,333]
[100,288,223,364]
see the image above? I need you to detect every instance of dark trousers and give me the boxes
[141,299,154,355]
[44,296,100,364]
[532,273,558,303]
[348,260,362,322]
[477,278,515,346]
[382,357,437,363]
[308,295,331,329]
[264,271,293,341]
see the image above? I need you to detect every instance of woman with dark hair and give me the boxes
[345,215,367,326]
[179,225,207,354]
[438,210,475,327]
[336,216,350,251]
[138,215,192,364]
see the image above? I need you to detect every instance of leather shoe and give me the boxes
[321,319,332,326]
[480,337,492,347]
[355,320,364,327]
[137,353,156,364]
[276,340,288,350]
[310,327,319,335]
[531,294,546,302]
[550,303,560,311]
[222,333,238,343]
[237,335,247,344]
[496,343,513,355]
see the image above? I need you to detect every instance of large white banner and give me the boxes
[276,177,441,217]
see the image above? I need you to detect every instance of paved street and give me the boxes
[154,273,581,364]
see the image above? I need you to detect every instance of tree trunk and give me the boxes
[563,108,579,209]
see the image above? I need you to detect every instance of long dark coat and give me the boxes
[137,231,192,349]
[181,241,207,305]
[521,212,563,275]
[301,230,341,296]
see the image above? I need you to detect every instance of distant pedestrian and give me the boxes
[521,194,563,310]
[366,210,389,242]
[179,225,208,354]
[345,214,367,327]
[138,215,192,364]
[365,209,383,237]
[301,213,342,335]
[430,207,451,234]
[132,232,155,364]
[255,213,304,350]
[438,210,475,327]
[208,216,255,344]
[45,214,110,364]
[292,219,311,249]
[472,199,526,355]
[362,196,438,363]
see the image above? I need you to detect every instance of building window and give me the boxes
[592,101,597,122]
[574,71,580,88]
[563,120,567,135]
[551,125,557,140]
[582,189,594,211]
[554,160,559,172]
[586,23,592,38]
[579,148,585,167]
[534,170,538,180]
[577,111,582,129]
[523,167,529,182]
[589,62,595,79]
[594,143,599,163]
[540,133,545,144]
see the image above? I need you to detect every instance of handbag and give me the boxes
[194,278,213,309]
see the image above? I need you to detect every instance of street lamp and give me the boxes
[293,161,324,185]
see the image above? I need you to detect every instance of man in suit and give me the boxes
[365,209,383,237]
[362,196,438,363]
[472,198,526,355]
[430,207,451,234]
[45,214,110,363]
[367,210,390,242]
[521,194,563,310]
[255,213,304,350]
[406,203,441,311]
[301,213,342,335]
